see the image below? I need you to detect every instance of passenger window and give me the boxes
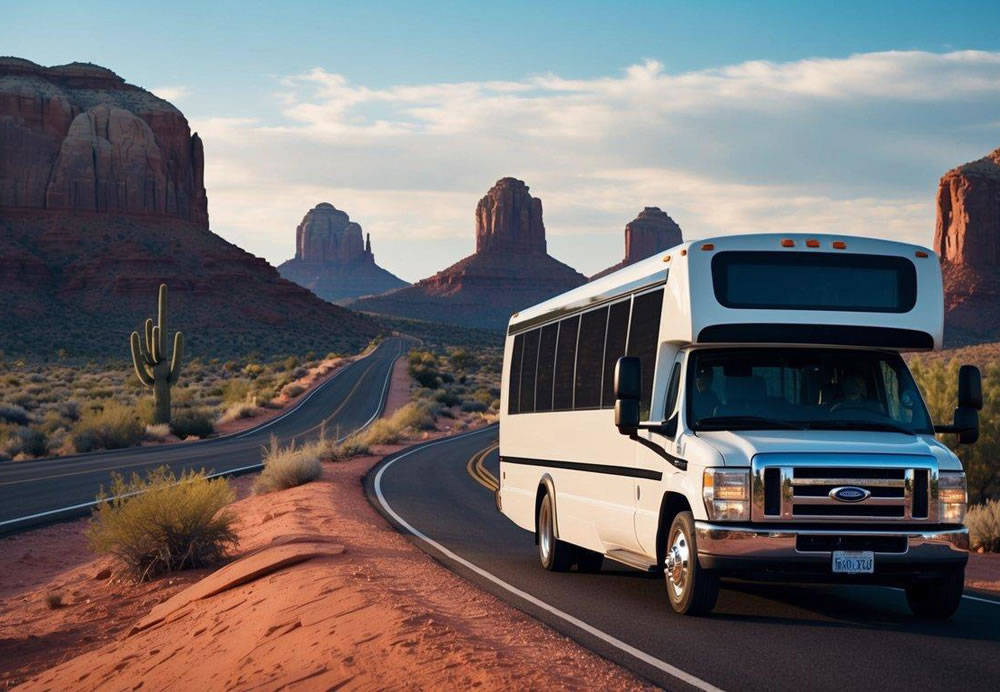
[627,289,664,420]
[601,300,631,407]
[508,333,524,414]
[553,316,580,411]
[664,361,682,419]
[535,323,559,412]
[574,306,609,409]
[519,329,540,414]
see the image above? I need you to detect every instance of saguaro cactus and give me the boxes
[130,283,184,425]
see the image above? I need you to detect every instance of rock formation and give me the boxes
[0,57,208,226]
[278,203,407,303]
[935,147,1000,344]
[0,58,379,358]
[591,207,683,280]
[352,177,587,330]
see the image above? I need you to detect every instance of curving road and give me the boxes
[0,338,407,534]
[369,425,1000,691]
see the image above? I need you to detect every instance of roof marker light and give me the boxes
[781,239,795,247]
[680,249,688,256]
[701,243,715,251]
[806,239,820,248]
[915,250,929,258]
[832,241,847,250]
[663,255,671,262]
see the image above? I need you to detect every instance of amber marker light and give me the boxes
[781,239,795,247]
[663,255,671,262]
[701,243,715,251]
[915,250,929,258]
[806,239,820,248]
[832,241,847,249]
[680,249,688,256]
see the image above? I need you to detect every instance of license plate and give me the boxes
[832,550,874,574]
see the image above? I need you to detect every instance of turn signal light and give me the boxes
[832,241,847,249]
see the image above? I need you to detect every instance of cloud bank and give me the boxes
[193,50,1000,281]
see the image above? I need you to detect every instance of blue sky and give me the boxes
[5,1,1000,280]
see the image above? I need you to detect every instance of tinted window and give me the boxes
[507,333,524,414]
[535,323,558,412]
[602,300,631,407]
[518,329,540,414]
[575,307,608,409]
[553,316,579,411]
[712,251,917,313]
[664,361,682,418]
[627,289,664,419]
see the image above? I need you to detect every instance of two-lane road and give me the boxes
[370,426,1000,691]
[0,338,406,533]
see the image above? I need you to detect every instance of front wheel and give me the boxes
[664,511,719,615]
[905,568,965,620]
[537,492,575,571]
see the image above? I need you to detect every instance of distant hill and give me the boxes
[0,58,379,359]
[352,177,587,330]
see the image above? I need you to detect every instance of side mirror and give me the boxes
[954,407,979,445]
[958,365,982,410]
[615,357,641,435]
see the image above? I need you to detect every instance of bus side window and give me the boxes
[664,360,683,422]
[574,306,609,409]
[627,289,665,420]
[508,333,524,414]
[535,323,559,412]
[519,329,540,414]
[553,316,580,411]
[601,300,631,408]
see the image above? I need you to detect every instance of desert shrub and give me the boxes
[910,358,1000,503]
[45,592,64,609]
[435,389,461,407]
[282,355,299,371]
[967,499,1000,553]
[86,466,237,581]
[12,427,48,457]
[222,378,253,405]
[461,399,488,413]
[217,401,259,425]
[170,408,215,439]
[56,400,81,422]
[145,423,171,441]
[282,383,306,398]
[0,403,30,425]
[72,402,144,453]
[253,437,322,494]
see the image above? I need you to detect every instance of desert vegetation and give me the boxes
[0,350,344,460]
[86,466,238,581]
[253,434,323,494]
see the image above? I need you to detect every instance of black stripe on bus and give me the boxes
[697,324,934,350]
[500,456,664,481]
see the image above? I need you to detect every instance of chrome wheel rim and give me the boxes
[665,527,690,599]
[539,499,552,563]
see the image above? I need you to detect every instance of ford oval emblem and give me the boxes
[830,486,871,503]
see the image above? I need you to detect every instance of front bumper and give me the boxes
[695,522,968,583]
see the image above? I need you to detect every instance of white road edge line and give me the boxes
[373,428,725,692]
[0,342,406,530]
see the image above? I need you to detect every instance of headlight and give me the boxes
[938,472,967,524]
[703,468,750,521]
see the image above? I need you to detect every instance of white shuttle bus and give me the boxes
[497,233,982,618]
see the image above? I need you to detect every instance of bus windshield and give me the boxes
[686,348,933,434]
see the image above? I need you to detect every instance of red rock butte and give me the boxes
[591,207,683,280]
[278,203,407,303]
[352,177,587,330]
[0,57,208,226]
[935,147,1000,344]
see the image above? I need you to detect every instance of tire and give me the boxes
[664,511,719,615]
[537,491,575,572]
[576,548,604,573]
[905,568,965,620]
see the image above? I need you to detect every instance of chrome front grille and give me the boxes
[751,454,938,523]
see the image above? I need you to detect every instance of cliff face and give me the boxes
[0,57,208,226]
[351,177,586,330]
[591,207,683,280]
[278,203,408,303]
[0,58,379,358]
[935,148,1000,345]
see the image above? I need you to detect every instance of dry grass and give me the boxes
[144,423,171,441]
[72,401,145,453]
[253,435,323,494]
[967,499,1000,553]
[217,400,260,425]
[44,592,64,609]
[86,466,237,581]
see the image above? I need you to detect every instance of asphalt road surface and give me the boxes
[0,338,406,534]
[369,425,1000,692]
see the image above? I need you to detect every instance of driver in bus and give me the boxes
[693,366,722,419]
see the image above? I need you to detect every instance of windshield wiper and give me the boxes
[804,419,916,435]
[695,415,807,431]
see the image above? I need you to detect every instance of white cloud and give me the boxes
[191,50,1000,281]
[151,85,190,104]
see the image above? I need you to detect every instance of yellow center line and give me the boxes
[466,441,500,491]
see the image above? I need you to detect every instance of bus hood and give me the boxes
[694,429,959,470]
